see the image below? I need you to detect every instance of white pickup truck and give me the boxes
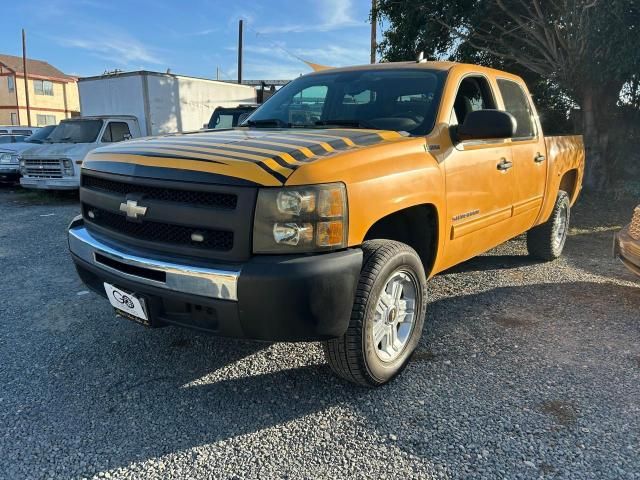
[20,116,141,190]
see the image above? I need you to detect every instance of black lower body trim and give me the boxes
[72,249,363,341]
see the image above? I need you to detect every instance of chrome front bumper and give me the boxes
[0,164,19,173]
[20,176,79,190]
[68,220,240,301]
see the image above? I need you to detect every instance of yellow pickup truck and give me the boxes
[68,61,584,386]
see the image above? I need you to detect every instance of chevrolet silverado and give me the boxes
[68,61,585,386]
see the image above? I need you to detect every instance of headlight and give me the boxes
[0,153,12,164]
[253,183,348,253]
[62,158,74,176]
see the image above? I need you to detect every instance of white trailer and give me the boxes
[78,71,257,136]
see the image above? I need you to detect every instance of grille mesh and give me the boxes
[82,175,238,209]
[630,206,640,240]
[24,158,63,178]
[84,205,234,251]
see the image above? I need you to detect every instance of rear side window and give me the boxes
[497,80,536,139]
[102,122,132,142]
[450,76,495,126]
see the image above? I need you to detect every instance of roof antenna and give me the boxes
[416,51,427,63]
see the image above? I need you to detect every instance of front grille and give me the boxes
[630,206,640,240]
[82,175,237,209]
[24,158,62,178]
[84,205,234,251]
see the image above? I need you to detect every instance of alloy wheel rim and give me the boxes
[555,203,569,251]
[371,269,418,362]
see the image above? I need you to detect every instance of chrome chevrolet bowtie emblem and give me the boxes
[120,200,148,219]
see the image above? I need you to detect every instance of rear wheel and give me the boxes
[527,191,571,261]
[324,240,427,387]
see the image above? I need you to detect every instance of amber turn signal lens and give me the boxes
[317,188,344,218]
[316,220,344,247]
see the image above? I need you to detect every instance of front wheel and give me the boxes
[527,190,571,261]
[324,240,427,387]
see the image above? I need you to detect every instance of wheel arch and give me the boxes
[559,168,579,205]
[362,203,439,276]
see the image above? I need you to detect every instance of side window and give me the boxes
[497,80,536,139]
[289,85,328,125]
[451,76,495,126]
[33,80,54,96]
[36,114,56,126]
[342,90,375,105]
[102,122,132,143]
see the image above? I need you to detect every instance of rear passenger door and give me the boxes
[497,79,547,231]
[442,74,517,267]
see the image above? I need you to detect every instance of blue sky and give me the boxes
[0,0,376,80]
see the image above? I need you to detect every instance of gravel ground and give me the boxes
[0,186,638,480]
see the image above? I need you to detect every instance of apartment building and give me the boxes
[0,53,80,126]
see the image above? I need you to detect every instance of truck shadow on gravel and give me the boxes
[17,279,638,478]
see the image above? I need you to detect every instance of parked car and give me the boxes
[0,126,57,183]
[206,105,257,130]
[0,125,39,136]
[68,61,584,386]
[20,116,141,190]
[614,206,640,277]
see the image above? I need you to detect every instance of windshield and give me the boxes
[243,68,446,135]
[26,125,56,144]
[46,120,103,143]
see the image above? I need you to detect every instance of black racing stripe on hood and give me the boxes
[139,140,307,166]
[81,162,260,186]
[256,161,288,183]
[255,134,353,151]
[147,136,318,163]
[97,146,290,183]
[92,150,227,165]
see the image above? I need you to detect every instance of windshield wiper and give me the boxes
[244,118,290,128]
[315,119,375,129]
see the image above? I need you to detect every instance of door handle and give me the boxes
[534,153,546,163]
[497,158,513,171]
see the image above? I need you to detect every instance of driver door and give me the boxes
[441,75,517,268]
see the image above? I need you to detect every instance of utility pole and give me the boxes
[237,19,243,84]
[216,66,219,81]
[22,28,32,126]
[370,0,377,64]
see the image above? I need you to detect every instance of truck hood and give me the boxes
[83,128,410,186]
[0,142,41,155]
[21,143,96,161]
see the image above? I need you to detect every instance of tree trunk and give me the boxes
[581,84,611,192]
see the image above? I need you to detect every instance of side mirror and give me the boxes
[457,110,517,141]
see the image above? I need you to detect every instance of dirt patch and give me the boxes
[539,400,578,427]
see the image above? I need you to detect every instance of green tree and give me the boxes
[377,0,640,190]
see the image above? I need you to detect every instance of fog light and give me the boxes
[191,232,205,243]
[87,210,96,219]
[273,223,313,246]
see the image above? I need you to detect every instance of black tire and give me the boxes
[324,240,427,387]
[527,191,571,261]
